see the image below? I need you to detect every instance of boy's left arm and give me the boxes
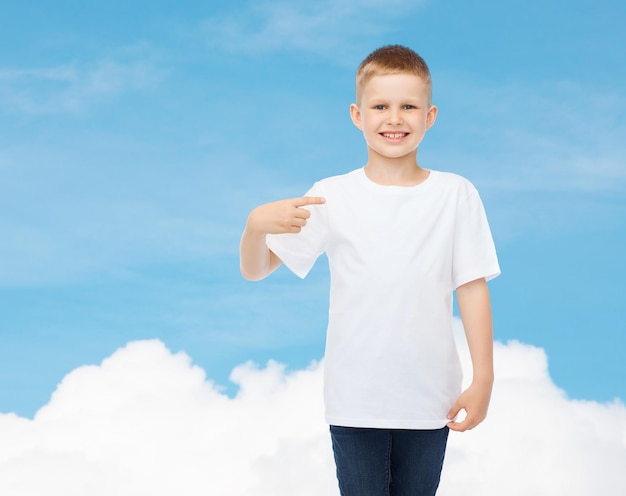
[447,277,494,432]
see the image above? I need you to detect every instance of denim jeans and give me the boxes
[330,426,449,496]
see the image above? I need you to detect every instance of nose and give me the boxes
[387,108,403,125]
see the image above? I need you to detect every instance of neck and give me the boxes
[364,153,428,186]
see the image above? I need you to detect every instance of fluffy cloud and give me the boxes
[1,323,625,495]
[441,328,626,495]
[0,342,335,496]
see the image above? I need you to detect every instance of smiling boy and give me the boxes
[240,45,500,496]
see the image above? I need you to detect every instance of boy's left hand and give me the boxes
[446,380,492,432]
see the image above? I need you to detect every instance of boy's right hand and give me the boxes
[246,196,326,235]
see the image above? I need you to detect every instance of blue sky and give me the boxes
[1,0,625,419]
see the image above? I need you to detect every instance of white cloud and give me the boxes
[200,0,422,61]
[0,341,335,496]
[440,325,626,495]
[0,59,162,115]
[1,322,625,495]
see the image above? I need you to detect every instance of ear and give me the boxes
[426,104,438,130]
[349,103,363,130]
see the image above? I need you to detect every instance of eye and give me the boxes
[373,104,386,110]
[403,105,417,110]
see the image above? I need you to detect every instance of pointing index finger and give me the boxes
[294,196,326,207]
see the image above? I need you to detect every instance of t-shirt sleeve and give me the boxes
[452,187,501,289]
[265,183,328,279]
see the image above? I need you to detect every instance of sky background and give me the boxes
[1,0,625,493]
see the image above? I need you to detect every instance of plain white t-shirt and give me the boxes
[266,168,500,429]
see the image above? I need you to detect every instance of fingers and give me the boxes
[448,414,482,432]
[447,401,461,422]
[294,208,311,220]
[447,406,485,432]
[447,419,469,432]
[289,217,306,233]
[447,399,479,432]
[288,196,325,228]
[446,402,464,431]
[293,196,326,208]
[447,411,472,432]
[283,208,309,233]
[252,196,325,235]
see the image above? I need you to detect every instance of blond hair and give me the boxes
[355,45,432,104]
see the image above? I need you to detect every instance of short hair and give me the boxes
[355,45,432,104]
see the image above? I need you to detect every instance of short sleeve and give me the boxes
[452,188,500,289]
[265,183,328,279]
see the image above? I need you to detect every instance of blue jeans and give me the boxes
[330,426,449,496]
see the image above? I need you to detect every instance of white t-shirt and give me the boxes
[266,168,500,429]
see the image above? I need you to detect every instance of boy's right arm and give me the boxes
[239,196,325,281]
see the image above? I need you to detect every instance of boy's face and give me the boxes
[350,73,437,162]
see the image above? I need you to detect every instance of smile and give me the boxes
[381,132,408,138]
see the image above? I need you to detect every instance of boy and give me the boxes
[239,45,500,496]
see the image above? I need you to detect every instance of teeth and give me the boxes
[383,133,406,138]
